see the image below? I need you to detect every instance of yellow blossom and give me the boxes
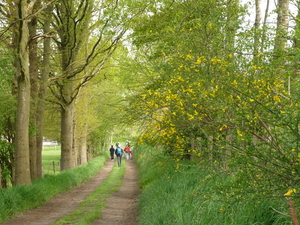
[231,80,237,85]
[273,96,281,102]
[237,130,243,137]
[284,189,296,197]
[185,54,193,60]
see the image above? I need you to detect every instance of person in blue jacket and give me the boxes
[115,144,123,166]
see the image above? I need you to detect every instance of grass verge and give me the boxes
[52,160,126,225]
[0,152,109,223]
[135,145,292,225]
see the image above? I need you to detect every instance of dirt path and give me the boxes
[3,159,140,225]
[91,159,140,225]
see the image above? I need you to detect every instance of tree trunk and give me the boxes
[28,0,39,182]
[254,0,261,28]
[15,0,31,185]
[36,4,52,178]
[87,145,93,161]
[274,0,290,52]
[60,102,75,171]
[79,135,88,165]
[57,1,77,171]
[73,117,78,167]
[77,119,88,165]
[294,2,300,49]
[10,2,20,187]
[261,0,270,51]
[254,0,261,56]
[224,134,232,170]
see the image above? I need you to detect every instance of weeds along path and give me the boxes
[3,160,114,225]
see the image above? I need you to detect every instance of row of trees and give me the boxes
[0,0,150,187]
[124,0,300,218]
[1,1,298,213]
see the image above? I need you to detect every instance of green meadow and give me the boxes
[42,145,61,175]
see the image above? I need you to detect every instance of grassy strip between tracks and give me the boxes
[52,159,126,225]
[0,152,109,223]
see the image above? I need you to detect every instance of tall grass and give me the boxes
[0,152,109,223]
[135,145,291,225]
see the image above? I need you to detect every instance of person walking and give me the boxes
[124,144,131,160]
[129,145,133,159]
[109,145,115,160]
[115,144,123,166]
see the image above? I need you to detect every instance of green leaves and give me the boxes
[124,0,300,212]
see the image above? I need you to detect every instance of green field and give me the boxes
[42,146,61,175]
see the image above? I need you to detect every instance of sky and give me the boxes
[243,0,277,26]
[243,0,297,28]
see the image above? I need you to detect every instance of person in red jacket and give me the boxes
[124,145,132,160]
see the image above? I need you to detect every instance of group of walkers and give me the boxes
[109,140,133,167]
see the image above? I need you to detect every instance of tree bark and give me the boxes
[274,0,290,52]
[28,0,39,182]
[9,1,20,186]
[254,0,261,56]
[36,3,52,178]
[73,116,78,167]
[261,0,269,51]
[295,2,300,49]
[15,0,31,186]
[79,136,88,165]
[60,101,75,171]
